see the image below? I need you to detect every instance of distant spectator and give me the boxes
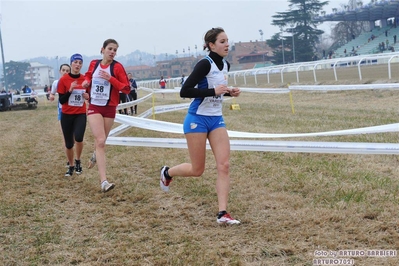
[159,75,167,98]
[394,35,397,44]
[44,84,49,100]
[127,73,137,115]
[118,90,129,115]
[22,85,31,94]
[30,89,38,104]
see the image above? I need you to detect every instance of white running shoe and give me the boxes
[217,212,241,225]
[160,166,172,192]
[101,180,115,193]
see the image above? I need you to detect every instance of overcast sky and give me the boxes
[0,0,344,62]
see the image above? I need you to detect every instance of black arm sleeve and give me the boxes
[223,61,232,97]
[58,92,71,105]
[180,59,216,98]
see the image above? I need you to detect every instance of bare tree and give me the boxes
[330,0,369,47]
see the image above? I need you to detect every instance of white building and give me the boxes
[24,62,54,89]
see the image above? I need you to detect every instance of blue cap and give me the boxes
[70,53,83,64]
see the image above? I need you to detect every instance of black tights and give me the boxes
[60,113,87,149]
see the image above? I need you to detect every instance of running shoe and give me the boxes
[217,211,241,225]
[87,151,96,169]
[65,166,74,177]
[160,166,172,192]
[75,159,82,175]
[65,161,70,168]
[101,180,115,193]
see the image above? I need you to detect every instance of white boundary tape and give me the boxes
[114,115,399,138]
[289,83,399,91]
[106,137,399,155]
[116,92,152,111]
[108,85,399,154]
[239,88,290,93]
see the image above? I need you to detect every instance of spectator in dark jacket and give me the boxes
[128,73,138,115]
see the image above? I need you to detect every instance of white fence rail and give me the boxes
[138,52,399,88]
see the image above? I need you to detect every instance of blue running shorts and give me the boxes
[183,113,226,134]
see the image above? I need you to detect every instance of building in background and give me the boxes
[24,62,54,89]
[125,65,153,80]
[133,40,273,80]
[227,40,273,71]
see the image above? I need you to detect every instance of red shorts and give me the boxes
[87,104,117,118]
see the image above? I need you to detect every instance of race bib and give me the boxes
[68,89,86,107]
[90,64,112,106]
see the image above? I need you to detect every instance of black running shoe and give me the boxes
[65,166,74,177]
[75,159,82,175]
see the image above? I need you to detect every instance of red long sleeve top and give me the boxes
[57,73,87,115]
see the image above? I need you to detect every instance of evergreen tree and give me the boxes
[267,0,328,64]
[3,61,31,91]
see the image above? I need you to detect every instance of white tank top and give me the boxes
[90,64,112,106]
[189,56,228,116]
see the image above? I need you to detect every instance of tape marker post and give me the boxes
[289,91,295,114]
[287,84,295,114]
[152,92,156,120]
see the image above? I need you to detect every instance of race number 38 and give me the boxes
[96,85,104,92]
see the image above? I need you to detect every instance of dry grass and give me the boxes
[1,70,399,265]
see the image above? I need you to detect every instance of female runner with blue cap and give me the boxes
[57,53,89,177]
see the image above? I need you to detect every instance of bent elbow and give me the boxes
[180,88,188,98]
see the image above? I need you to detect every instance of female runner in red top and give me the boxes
[57,54,89,177]
[82,39,130,193]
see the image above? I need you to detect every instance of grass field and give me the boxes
[1,73,399,265]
